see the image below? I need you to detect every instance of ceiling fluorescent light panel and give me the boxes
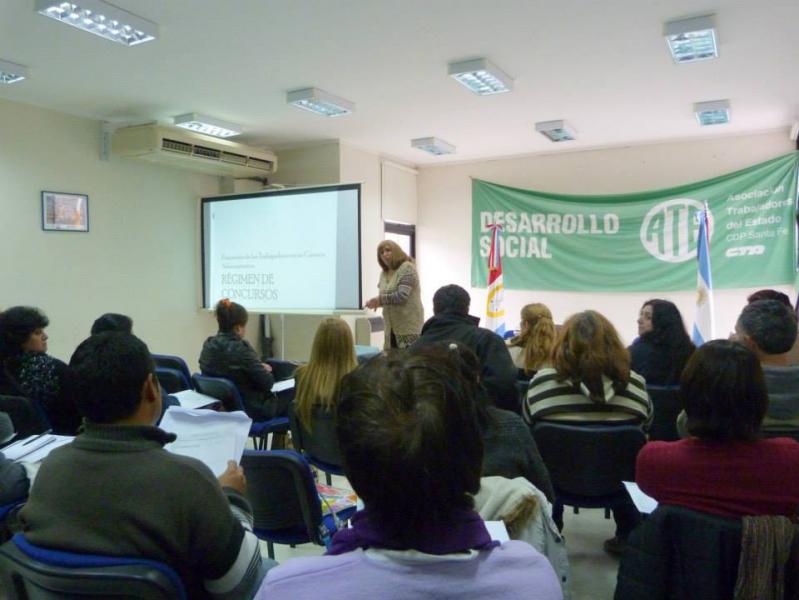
[448,58,513,95]
[0,59,28,84]
[173,113,242,138]
[411,137,455,156]
[35,0,158,46]
[287,88,354,117]
[694,100,730,126]
[664,15,718,64]
[535,120,577,142]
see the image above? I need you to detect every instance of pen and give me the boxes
[22,430,52,446]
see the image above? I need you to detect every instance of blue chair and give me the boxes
[152,355,193,390]
[646,385,681,441]
[155,367,192,394]
[0,533,186,599]
[289,402,345,485]
[191,374,288,450]
[241,450,356,559]
[532,422,646,530]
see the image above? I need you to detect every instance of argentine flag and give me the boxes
[485,223,507,337]
[692,205,715,346]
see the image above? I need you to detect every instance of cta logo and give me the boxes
[640,199,711,263]
[726,245,765,257]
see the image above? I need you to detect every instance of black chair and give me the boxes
[615,505,746,600]
[155,367,192,395]
[241,450,356,559]
[289,403,344,485]
[0,396,50,443]
[646,385,681,441]
[0,533,186,599]
[152,355,193,390]
[532,422,647,529]
[192,374,288,449]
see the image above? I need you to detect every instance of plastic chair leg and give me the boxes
[325,472,332,486]
[267,541,275,560]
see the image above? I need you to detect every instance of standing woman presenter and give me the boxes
[365,240,423,349]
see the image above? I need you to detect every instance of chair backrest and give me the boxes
[0,534,186,600]
[240,450,323,543]
[289,403,343,468]
[155,367,191,395]
[191,374,244,413]
[152,355,192,389]
[264,359,299,381]
[533,422,646,497]
[647,385,682,442]
[0,396,50,440]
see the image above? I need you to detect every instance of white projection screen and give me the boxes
[202,184,361,312]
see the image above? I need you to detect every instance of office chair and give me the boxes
[192,374,288,449]
[646,385,681,442]
[289,402,345,485]
[0,533,186,599]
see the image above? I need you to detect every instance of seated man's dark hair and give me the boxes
[215,299,248,333]
[90,313,133,335]
[337,345,483,539]
[746,289,792,308]
[0,306,49,358]
[738,299,798,355]
[682,340,767,442]
[432,284,470,316]
[68,332,155,424]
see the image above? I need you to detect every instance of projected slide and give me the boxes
[202,184,361,312]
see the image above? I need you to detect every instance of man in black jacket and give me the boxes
[414,285,519,413]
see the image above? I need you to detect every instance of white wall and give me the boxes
[0,98,220,368]
[417,131,796,345]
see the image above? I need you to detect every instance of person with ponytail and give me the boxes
[506,303,556,378]
[199,299,289,420]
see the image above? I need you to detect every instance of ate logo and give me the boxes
[640,199,712,263]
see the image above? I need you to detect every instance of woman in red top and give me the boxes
[636,339,799,517]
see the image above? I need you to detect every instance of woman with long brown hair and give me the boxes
[364,240,423,349]
[506,303,556,378]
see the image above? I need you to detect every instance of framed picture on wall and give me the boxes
[41,191,89,232]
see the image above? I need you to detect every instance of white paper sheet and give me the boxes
[623,481,659,514]
[272,378,295,393]
[171,389,220,410]
[2,434,73,463]
[159,407,252,476]
[484,520,510,542]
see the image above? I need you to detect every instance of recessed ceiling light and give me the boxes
[448,58,513,95]
[35,0,157,46]
[0,59,28,84]
[287,88,354,117]
[694,100,730,126]
[664,15,718,64]
[173,113,242,138]
[535,120,577,142]
[411,137,455,156]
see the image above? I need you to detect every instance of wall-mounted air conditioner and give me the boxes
[111,124,277,177]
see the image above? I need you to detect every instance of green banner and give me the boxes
[471,152,799,291]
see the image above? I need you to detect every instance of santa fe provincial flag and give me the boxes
[691,205,715,346]
[485,223,507,337]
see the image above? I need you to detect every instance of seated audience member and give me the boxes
[524,310,651,554]
[628,299,694,386]
[524,310,651,426]
[746,288,799,367]
[453,342,554,502]
[0,306,79,434]
[677,299,799,438]
[506,303,556,379]
[414,284,519,412]
[90,312,133,335]
[293,318,357,432]
[19,332,267,599]
[0,412,29,506]
[200,299,289,420]
[256,346,563,600]
[637,340,799,517]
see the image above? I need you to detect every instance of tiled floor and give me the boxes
[262,472,622,600]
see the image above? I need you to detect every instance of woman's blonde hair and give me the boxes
[377,240,413,272]
[508,303,555,375]
[551,310,631,401]
[294,318,358,430]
